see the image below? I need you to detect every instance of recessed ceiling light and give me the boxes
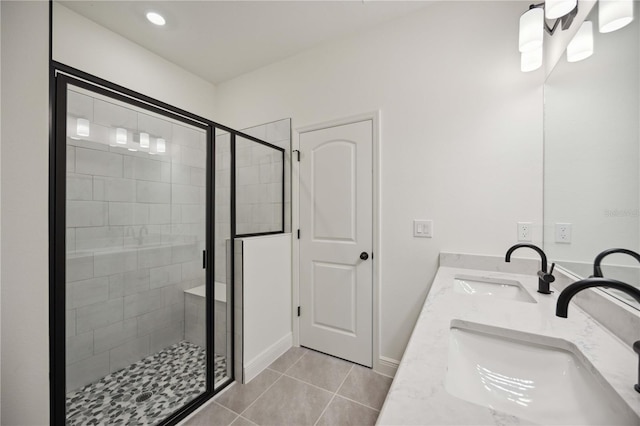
[146,12,166,26]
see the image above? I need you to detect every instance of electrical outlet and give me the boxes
[414,220,433,238]
[555,223,572,243]
[517,222,532,242]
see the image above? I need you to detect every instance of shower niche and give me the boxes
[51,68,286,425]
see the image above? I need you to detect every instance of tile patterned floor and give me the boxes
[66,341,228,426]
[183,347,393,426]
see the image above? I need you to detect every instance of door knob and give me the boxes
[360,252,369,261]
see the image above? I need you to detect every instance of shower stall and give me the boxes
[50,66,286,425]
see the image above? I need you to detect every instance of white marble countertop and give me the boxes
[377,254,640,425]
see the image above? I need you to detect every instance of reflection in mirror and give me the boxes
[544,1,640,309]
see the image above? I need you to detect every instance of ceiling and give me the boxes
[58,1,432,85]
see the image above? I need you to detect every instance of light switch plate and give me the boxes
[414,220,433,238]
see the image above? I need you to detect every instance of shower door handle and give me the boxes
[360,252,369,261]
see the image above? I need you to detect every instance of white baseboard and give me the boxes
[243,332,292,383]
[375,356,400,378]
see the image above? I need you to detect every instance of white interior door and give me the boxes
[299,120,373,367]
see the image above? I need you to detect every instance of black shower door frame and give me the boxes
[49,63,227,425]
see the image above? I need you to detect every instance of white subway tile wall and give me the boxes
[250,119,291,231]
[235,127,287,236]
[184,293,227,355]
[65,88,208,392]
[213,119,291,284]
[66,87,290,393]
[215,133,232,285]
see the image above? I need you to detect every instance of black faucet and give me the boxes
[505,243,555,294]
[592,248,640,277]
[556,277,640,393]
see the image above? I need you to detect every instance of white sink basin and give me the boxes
[445,321,638,425]
[453,274,536,303]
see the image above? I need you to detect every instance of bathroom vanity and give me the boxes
[377,253,640,425]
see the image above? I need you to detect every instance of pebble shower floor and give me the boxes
[66,341,227,425]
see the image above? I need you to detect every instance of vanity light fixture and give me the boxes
[156,138,166,154]
[567,21,593,62]
[146,11,166,26]
[545,0,578,19]
[521,47,544,72]
[76,118,90,138]
[599,0,634,33]
[518,1,579,72]
[519,7,544,52]
[139,132,150,149]
[116,127,127,144]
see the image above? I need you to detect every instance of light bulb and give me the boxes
[521,47,543,72]
[567,21,593,62]
[599,0,634,33]
[76,118,90,138]
[545,0,577,19]
[156,138,166,153]
[146,12,166,26]
[519,8,544,52]
[140,132,150,149]
[116,127,127,144]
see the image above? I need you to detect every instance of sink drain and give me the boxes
[135,390,153,403]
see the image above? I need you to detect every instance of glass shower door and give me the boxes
[60,76,213,425]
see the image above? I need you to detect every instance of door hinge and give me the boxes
[293,150,300,162]
[202,250,206,269]
[297,306,301,317]
[297,229,300,239]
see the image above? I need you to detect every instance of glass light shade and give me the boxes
[156,138,166,153]
[116,127,127,144]
[519,8,544,52]
[76,118,90,138]
[521,47,543,72]
[139,132,150,148]
[146,12,166,26]
[599,0,634,33]
[545,0,577,19]
[567,21,594,62]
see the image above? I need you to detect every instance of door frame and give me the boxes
[292,111,389,375]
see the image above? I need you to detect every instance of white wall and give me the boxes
[214,1,545,363]
[241,234,292,382]
[1,1,50,424]
[53,3,217,120]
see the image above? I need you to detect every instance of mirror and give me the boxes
[544,1,640,309]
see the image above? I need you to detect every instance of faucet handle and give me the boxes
[537,269,556,283]
[634,341,640,393]
[537,263,556,294]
